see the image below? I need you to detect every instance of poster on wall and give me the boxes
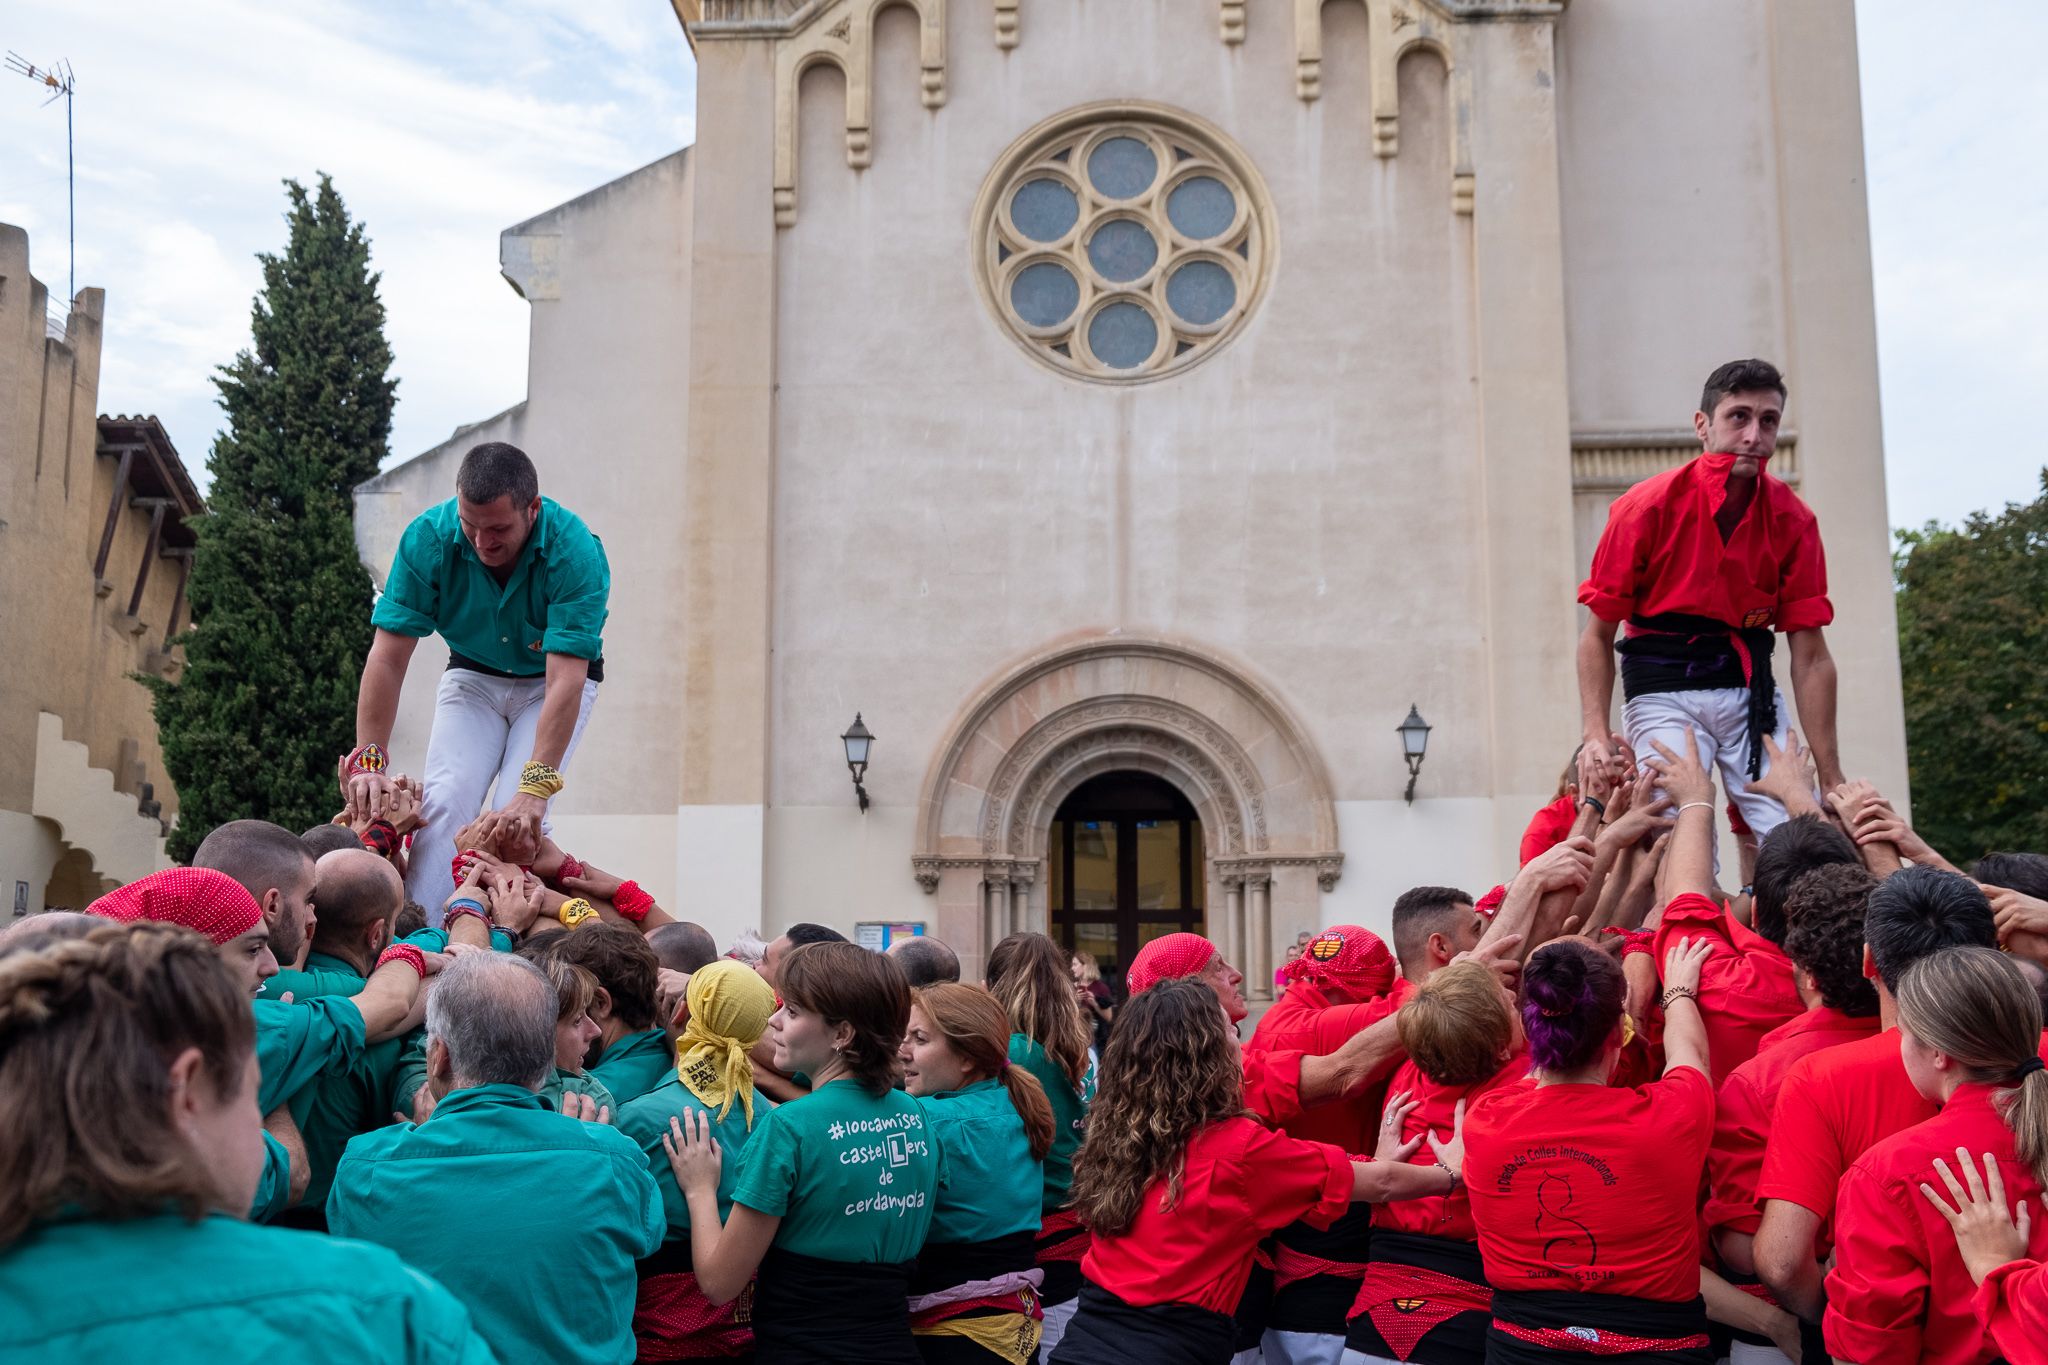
[855,921,926,953]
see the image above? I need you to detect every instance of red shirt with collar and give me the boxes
[1370,1052,1531,1243]
[1704,1006,1879,1238]
[1463,1065,1715,1302]
[1081,1115,1355,1313]
[1973,1259,2048,1365]
[1653,892,1804,1087]
[1825,1082,2048,1365]
[1520,796,1578,867]
[1756,1029,1934,1224]
[1578,453,1832,634]
[1248,985,1404,1153]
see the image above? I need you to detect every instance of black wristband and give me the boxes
[1581,796,1607,817]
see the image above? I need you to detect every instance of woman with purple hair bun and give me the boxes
[1459,935,1719,1363]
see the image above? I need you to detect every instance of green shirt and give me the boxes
[251,1131,293,1223]
[0,1212,494,1364]
[616,1075,763,1234]
[1009,1034,1094,1211]
[730,1078,940,1263]
[588,1027,674,1107]
[917,1078,1044,1245]
[254,996,366,1112]
[372,495,609,673]
[328,1084,663,1365]
[259,949,403,1210]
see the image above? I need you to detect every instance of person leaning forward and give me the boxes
[343,441,610,914]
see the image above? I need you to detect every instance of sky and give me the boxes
[2,0,2041,532]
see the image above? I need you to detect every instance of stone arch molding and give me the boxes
[911,636,1343,894]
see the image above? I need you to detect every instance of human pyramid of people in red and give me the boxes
[4,362,2045,1365]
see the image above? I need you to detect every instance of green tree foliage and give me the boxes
[1894,471,2048,864]
[145,176,396,861]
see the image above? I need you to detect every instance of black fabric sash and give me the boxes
[637,1235,695,1280]
[1266,1204,1374,1333]
[1617,612,1776,777]
[1488,1289,1711,1365]
[1049,1281,1237,1365]
[1346,1231,1488,1365]
[447,648,605,684]
[908,1229,1039,1297]
[752,1246,919,1363]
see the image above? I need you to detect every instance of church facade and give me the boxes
[356,0,1905,996]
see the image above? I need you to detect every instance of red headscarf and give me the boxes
[1474,884,1508,921]
[90,867,262,947]
[1281,924,1396,1003]
[1126,932,1219,998]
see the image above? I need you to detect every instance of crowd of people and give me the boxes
[5,361,2048,1364]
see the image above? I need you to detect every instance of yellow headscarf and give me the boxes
[674,959,776,1127]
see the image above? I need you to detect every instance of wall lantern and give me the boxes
[1397,704,1431,805]
[842,712,874,812]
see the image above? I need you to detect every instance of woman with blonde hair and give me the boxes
[0,921,490,1359]
[900,982,1058,1362]
[1051,979,1463,1364]
[1829,944,2048,1365]
[987,932,1098,1354]
[621,958,778,1360]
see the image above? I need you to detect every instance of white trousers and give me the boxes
[1264,1329,1346,1365]
[1039,1294,1081,1360]
[1728,1343,1794,1365]
[405,669,599,914]
[1339,1353,1402,1365]
[1622,686,1793,849]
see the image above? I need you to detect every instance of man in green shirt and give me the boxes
[342,441,610,912]
[329,952,664,1365]
[548,921,676,1105]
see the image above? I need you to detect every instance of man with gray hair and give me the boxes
[327,952,663,1363]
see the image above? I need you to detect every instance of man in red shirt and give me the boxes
[1753,866,1998,1322]
[1576,359,1844,844]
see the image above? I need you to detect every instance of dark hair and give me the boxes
[1973,853,2048,901]
[1781,863,1880,1017]
[777,942,911,1096]
[457,441,538,508]
[299,823,364,857]
[1520,938,1625,1074]
[1391,885,1475,975]
[784,922,848,949]
[193,820,314,903]
[890,935,960,988]
[647,922,719,975]
[1864,865,1996,993]
[392,900,428,939]
[1752,814,1860,945]
[549,922,661,1031]
[1700,358,1786,420]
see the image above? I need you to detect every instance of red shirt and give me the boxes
[1578,453,1832,633]
[1463,1066,1714,1302]
[1082,1116,1354,1312]
[1756,1030,1934,1223]
[1519,796,1577,867]
[1974,1259,2048,1365]
[1248,985,1404,1153]
[1243,1048,1307,1127]
[1654,893,1804,1087]
[1704,1006,1878,1238]
[1370,1051,1531,1243]
[1826,1084,2048,1365]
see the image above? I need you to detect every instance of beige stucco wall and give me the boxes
[0,224,177,913]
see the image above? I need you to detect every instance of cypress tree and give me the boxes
[146,175,397,861]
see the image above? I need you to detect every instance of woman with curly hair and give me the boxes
[664,941,938,1363]
[1051,979,1463,1364]
[986,932,1097,1353]
[0,920,491,1360]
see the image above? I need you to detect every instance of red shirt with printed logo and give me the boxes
[1463,1066,1714,1302]
[1081,1116,1355,1312]
[1578,454,1832,634]
[1653,892,1805,1087]
[1370,1050,1532,1243]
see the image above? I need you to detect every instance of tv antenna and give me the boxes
[6,53,78,307]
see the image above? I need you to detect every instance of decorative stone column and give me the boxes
[1218,869,1247,980]
[1244,868,1273,1002]
[1007,861,1037,936]
[983,866,1011,956]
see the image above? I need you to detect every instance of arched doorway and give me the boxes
[1048,771,1204,995]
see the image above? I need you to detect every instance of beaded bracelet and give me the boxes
[557,898,599,929]
[613,880,656,924]
[1659,986,1700,1009]
[518,761,565,801]
[376,943,427,980]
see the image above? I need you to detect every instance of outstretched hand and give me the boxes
[1920,1148,2033,1286]
[1660,936,1713,996]
[663,1109,725,1197]
[1745,731,1817,812]
[1646,731,1714,810]
[1376,1091,1424,1164]
[1425,1098,1466,1183]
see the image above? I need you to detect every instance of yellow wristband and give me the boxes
[557,897,598,929]
[518,761,564,802]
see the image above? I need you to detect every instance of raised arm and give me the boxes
[494,651,591,859]
[1644,731,1717,914]
[1656,937,1713,1079]
[346,628,418,818]
[1577,616,1625,793]
[1298,1014,1406,1106]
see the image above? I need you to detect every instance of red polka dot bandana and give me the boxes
[1281,925,1396,1001]
[90,867,262,947]
[1126,932,1220,998]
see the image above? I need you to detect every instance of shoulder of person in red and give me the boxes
[1519,795,1578,867]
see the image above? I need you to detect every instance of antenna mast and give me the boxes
[6,53,78,307]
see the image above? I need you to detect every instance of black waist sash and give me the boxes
[909,1229,1039,1298]
[447,648,605,684]
[637,1235,695,1280]
[1050,1281,1236,1365]
[1488,1288,1711,1365]
[1617,612,1776,777]
[1266,1204,1373,1333]
[1346,1230,1488,1364]
[753,1246,918,1363]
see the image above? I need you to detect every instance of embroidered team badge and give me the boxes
[1741,607,1773,629]
[1308,932,1345,963]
